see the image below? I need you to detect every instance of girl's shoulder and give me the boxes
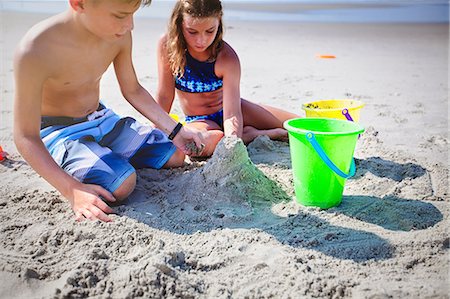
[158,33,169,49]
[217,41,239,62]
[157,33,172,60]
[215,41,240,76]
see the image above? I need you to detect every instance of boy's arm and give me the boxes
[155,35,176,113]
[13,47,115,222]
[113,33,203,153]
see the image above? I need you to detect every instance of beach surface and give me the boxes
[0,10,448,299]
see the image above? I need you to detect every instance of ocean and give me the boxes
[0,0,448,23]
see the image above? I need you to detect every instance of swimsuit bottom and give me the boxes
[184,109,224,129]
[40,103,176,192]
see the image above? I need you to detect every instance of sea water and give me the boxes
[0,0,448,23]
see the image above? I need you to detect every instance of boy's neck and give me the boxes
[65,9,104,45]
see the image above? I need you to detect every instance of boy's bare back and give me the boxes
[15,7,133,118]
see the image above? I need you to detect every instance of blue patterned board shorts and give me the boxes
[185,109,224,129]
[40,104,176,193]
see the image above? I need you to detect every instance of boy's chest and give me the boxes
[50,43,119,87]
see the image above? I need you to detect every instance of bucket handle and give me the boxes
[342,108,361,139]
[342,108,354,121]
[306,132,356,179]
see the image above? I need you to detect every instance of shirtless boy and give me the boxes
[13,0,203,222]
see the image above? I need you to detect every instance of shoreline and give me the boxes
[1,1,448,24]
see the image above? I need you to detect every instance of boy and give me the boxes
[13,0,204,222]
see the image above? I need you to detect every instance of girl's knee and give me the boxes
[201,130,224,156]
[113,172,137,201]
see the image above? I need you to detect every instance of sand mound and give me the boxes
[199,136,291,204]
[120,136,291,234]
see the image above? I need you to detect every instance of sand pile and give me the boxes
[198,136,290,204]
[120,136,291,233]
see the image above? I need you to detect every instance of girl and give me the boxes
[156,0,299,156]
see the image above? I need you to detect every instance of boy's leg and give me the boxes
[162,149,186,168]
[101,117,182,169]
[114,172,137,200]
[54,137,137,201]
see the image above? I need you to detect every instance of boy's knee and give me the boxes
[113,172,137,201]
[163,149,185,168]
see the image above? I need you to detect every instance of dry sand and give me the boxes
[0,11,449,299]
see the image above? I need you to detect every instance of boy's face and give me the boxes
[182,14,220,54]
[78,0,141,41]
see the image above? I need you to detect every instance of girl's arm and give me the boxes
[113,33,204,154]
[156,35,176,113]
[217,43,243,137]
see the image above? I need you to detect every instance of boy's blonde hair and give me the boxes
[135,0,152,6]
[92,0,152,5]
[166,0,224,78]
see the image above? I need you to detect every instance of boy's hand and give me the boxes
[69,183,116,222]
[185,142,205,156]
[173,126,205,156]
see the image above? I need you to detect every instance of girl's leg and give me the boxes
[241,126,287,144]
[184,120,224,157]
[241,99,299,143]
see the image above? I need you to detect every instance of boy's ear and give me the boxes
[69,0,85,12]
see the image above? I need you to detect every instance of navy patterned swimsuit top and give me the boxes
[175,51,223,93]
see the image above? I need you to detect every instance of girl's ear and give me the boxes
[69,0,85,12]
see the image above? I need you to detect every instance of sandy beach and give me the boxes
[0,9,448,299]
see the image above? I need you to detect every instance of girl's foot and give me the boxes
[242,126,288,144]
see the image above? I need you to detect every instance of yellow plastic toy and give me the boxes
[302,99,365,122]
[170,113,186,125]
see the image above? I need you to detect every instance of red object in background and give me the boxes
[0,146,7,162]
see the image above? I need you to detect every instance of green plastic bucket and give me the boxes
[284,118,364,208]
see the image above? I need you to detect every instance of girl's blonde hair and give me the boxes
[166,0,224,78]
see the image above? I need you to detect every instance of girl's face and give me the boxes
[181,14,220,54]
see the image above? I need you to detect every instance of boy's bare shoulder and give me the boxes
[15,13,69,65]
